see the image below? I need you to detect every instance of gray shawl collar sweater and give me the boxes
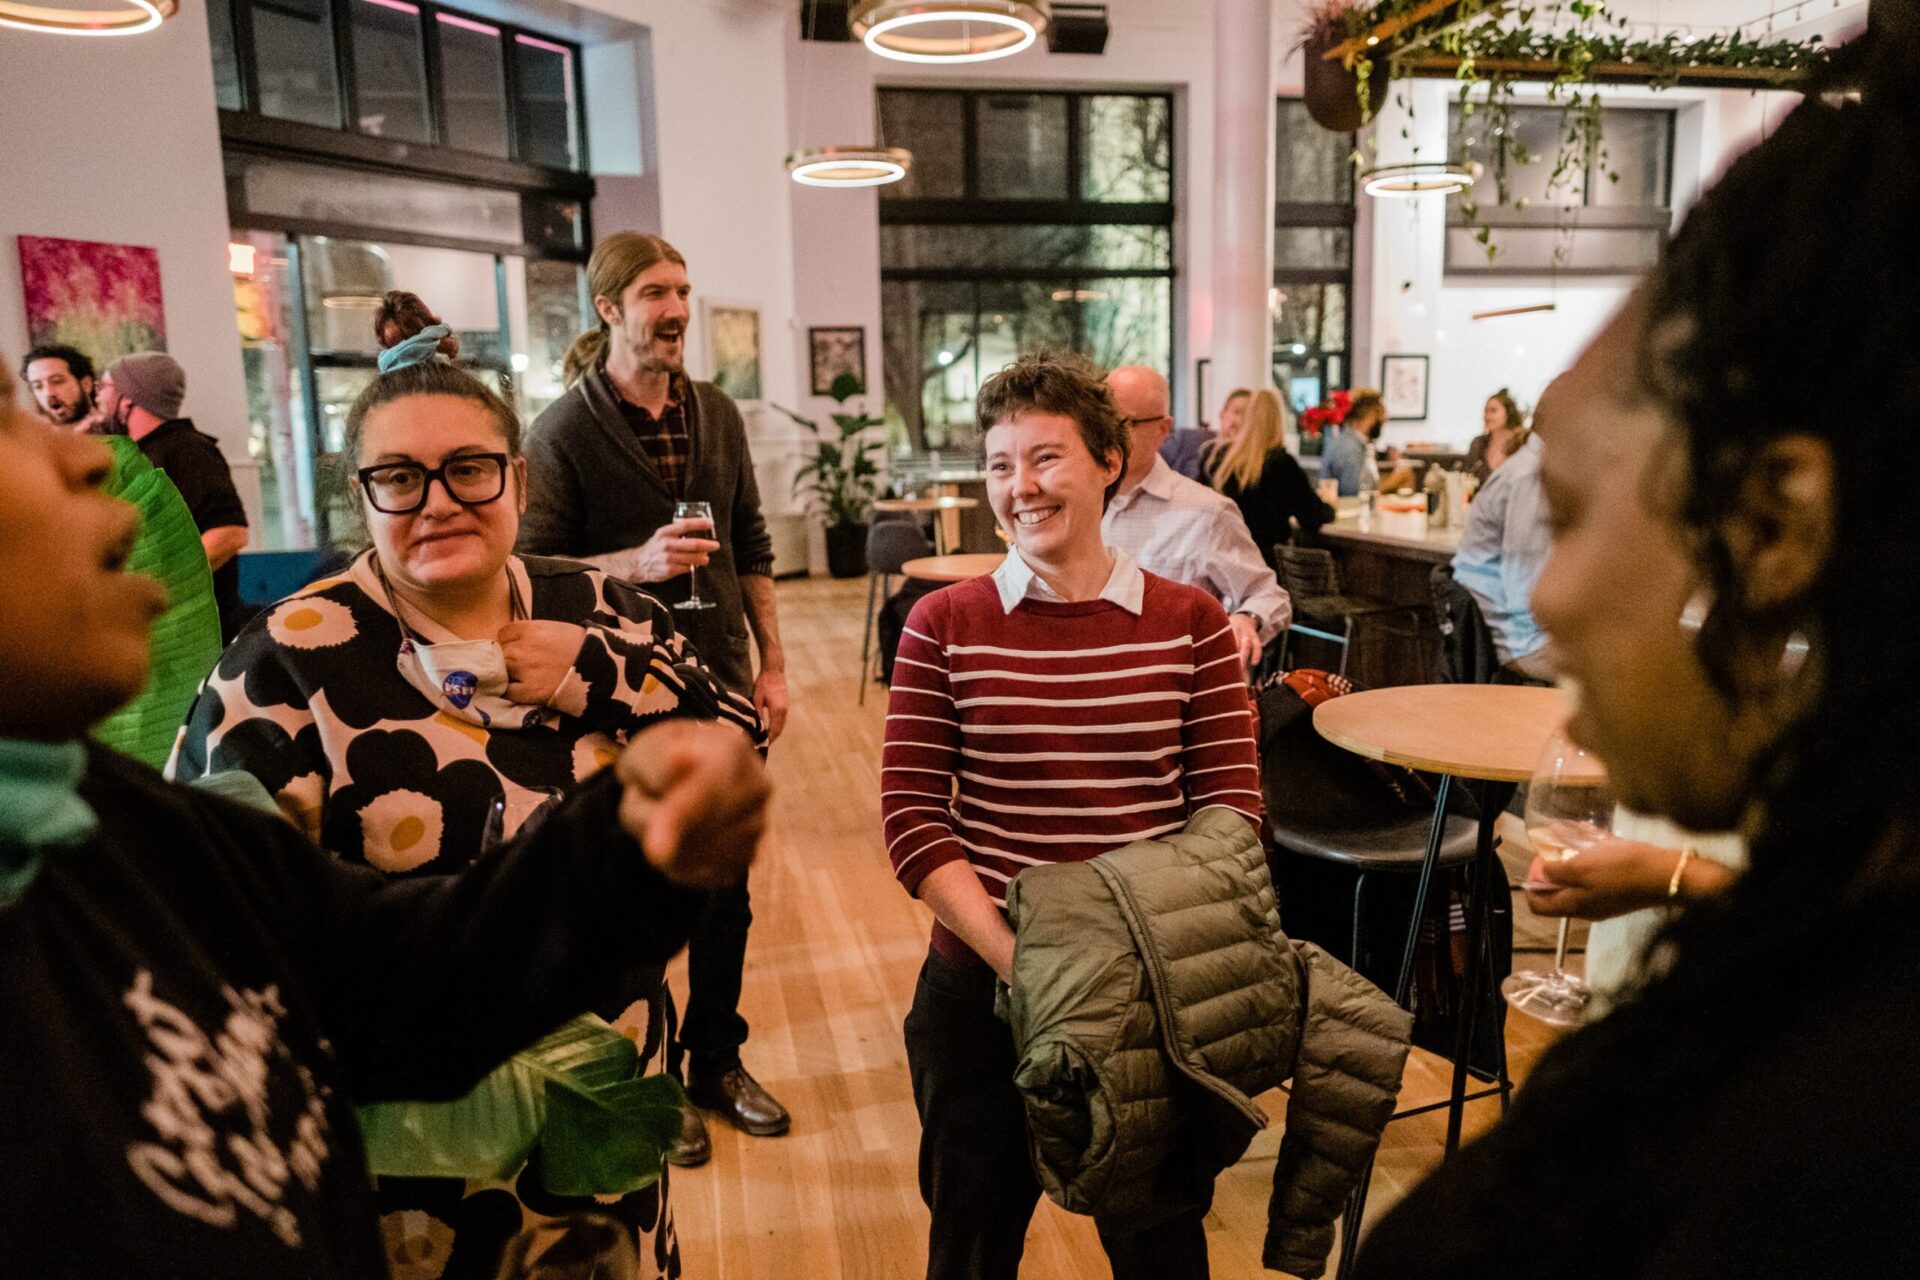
[518,369,774,694]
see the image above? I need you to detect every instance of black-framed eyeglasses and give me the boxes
[356,453,510,515]
[1120,415,1170,430]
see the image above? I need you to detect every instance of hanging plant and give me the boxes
[1296,0,1388,131]
[1311,0,1830,257]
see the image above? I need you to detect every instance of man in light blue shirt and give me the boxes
[1451,432,1554,680]
[1319,390,1386,497]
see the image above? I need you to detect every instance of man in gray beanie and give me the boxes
[100,352,250,641]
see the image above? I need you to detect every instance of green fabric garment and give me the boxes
[1003,807,1413,1280]
[92,437,223,769]
[0,737,95,907]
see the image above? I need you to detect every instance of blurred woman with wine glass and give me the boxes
[1353,26,1920,1278]
[172,291,761,1279]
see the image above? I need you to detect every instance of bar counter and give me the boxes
[1296,513,1460,687]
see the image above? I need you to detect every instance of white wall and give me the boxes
[0,12,260,526]
[1359,76,1806,449]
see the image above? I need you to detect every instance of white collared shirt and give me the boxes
[1101,457,1293,640]
[991,545,1146,615]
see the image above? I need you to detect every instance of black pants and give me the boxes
[669,880,753,1079]
[904,948,1211,1280]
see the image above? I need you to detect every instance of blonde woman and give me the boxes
[1208,387,1334,569]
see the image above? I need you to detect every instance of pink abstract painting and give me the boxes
[18,234,167,361]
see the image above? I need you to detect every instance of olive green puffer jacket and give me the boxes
[1002,806,1412,1279]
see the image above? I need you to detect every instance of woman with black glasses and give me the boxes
[172,291,760,1279]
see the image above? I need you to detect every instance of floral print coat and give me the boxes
[171,552,761,874]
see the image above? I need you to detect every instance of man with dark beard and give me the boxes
[21,346,98,429]
[518,232,792,1168]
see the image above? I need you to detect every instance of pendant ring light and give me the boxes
[0,0,172,36]
[1361,161,1477,197]
[850,0,1050,64]
[787,146,915,189]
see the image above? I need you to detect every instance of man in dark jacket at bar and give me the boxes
[519,232,792,1166]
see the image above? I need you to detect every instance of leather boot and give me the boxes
[687,1065,791,1137]
[665,1100,711,1168]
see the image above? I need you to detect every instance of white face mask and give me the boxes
[395,636,546,730]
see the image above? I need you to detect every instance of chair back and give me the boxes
[1258,679,1431,829]
[1428,563,1500,685]
[867,519,932,574]
[1275,544,1342,601]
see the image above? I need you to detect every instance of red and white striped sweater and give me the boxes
[881,571,1264,966]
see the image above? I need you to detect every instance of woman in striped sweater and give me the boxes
[881,353,1263,1280]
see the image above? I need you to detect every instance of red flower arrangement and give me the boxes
[1297,389,1353,439]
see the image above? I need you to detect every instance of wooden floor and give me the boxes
[668,576,1576,1279]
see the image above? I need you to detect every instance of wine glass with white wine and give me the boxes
[1503,727,1612,1026]
[673,500,717,612]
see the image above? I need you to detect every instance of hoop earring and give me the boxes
[1779,631,1811,682]
[1678,588,1713,635]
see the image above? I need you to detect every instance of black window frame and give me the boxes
[213,0,590,178]
[1272,96,1355,406]
[878,86,1177,448]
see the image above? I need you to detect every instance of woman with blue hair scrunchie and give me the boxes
[173,289,766,1279]
[374,291,458,373]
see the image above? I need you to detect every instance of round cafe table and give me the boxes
[873,495,980,554]
[900,553,1005,583]
[1314,684,1566,1150]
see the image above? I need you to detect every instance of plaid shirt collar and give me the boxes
[603,367,689,420]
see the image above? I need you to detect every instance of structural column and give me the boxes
[1209,0,1277,399]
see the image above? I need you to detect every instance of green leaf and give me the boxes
[356,1015,686,1196]
[828,370,865,403]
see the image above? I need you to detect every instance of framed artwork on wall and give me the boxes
[1381,353,1430,420]
[17,234,166,362]
[703,301,762,403]
[808,326,866,396]
[1194,357,1211,426]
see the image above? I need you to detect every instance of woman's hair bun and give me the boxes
[374,290,461,360]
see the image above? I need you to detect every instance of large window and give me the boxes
[232,228,589,550]
[1445,104,1674,275]
[879,88,1175,451]
[209,0,587,172]
[1272,98,1354,417]
[212,0,594,551]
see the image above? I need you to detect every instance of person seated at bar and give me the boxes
[0,351,768,1276]
[1206,387,1334,569]
[1321,390,1417,499]
[1103,365,1291,673]
[170,291,763,1278]
[1450,417,1554,683]
[1354,27,1920,1276]
[883,351,1262,1280]
[1160,386,1245,482]
[1462,388,1528,485]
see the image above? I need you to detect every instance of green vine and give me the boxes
[1308,0,1830,261]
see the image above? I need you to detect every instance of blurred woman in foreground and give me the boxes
[1355,27,1920,1278]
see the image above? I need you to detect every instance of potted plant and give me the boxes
[778,371,886,579]
[1297,0,1387,131]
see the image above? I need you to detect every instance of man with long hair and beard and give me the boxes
[519,232,793,1166]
